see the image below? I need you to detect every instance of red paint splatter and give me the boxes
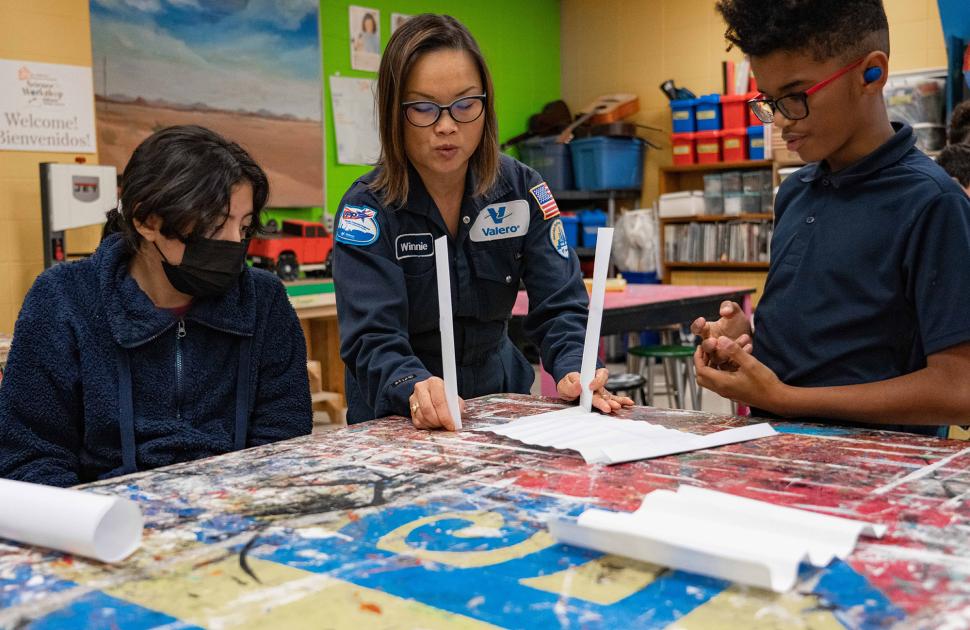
[360,602,382,614]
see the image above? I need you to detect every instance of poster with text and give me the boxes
[350,6,381,72]
[90,0,324,207]
[330,76,380,166]
[0,59,96,153]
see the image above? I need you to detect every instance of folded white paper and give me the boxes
[579,228,613,412]
[434,235,462,430]
[475,407,776,464]
[0,478,143,563]
[548,485,885,592]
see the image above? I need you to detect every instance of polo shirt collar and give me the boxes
[799,123,915,188]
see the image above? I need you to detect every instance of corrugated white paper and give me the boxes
[475,407,776,464]
[548,485,886,592]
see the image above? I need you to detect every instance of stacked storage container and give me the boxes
[667,91,765,165]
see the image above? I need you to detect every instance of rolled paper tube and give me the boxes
[0,478,143,563]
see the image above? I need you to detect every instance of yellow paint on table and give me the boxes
[519,555,665,605]
[377,510,555,569]
[670,584,843,630]
[100,555,498,629]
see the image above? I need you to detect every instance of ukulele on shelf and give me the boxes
[556,93,639,144]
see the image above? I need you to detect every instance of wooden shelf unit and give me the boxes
[661,213,774,224]
[659,161,779,302]
[659,160,772,195]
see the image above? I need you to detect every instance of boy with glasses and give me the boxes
[691,0,970,434]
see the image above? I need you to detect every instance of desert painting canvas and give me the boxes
[91,0,324,207]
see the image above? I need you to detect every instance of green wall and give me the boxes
[319,0,561,217]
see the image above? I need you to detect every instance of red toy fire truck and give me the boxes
[247,219,334,281]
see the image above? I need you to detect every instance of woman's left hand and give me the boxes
[557,368,635,413]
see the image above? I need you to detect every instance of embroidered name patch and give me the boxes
[469,199,530,242]
[335,205,380,246]
[395,233,434,259]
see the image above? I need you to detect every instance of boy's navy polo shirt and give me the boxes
[753,124,970,435]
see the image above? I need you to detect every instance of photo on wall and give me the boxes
[350,6,381,72]
[391,13,413,34]
[90,0,324,207]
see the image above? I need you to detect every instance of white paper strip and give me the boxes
[474,407,776,465]
[434,235,462,430]
[0,479,143,563]
[547,485,885,592]
[580,228,613,412]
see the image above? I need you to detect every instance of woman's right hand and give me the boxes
[690,301,753,369]
[409,377,464,431]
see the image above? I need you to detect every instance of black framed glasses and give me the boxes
[748,58,865,124]
[401,94,487,127]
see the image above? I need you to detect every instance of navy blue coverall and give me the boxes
[333,155,590,424]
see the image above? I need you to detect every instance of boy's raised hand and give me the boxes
[690,301,753,369]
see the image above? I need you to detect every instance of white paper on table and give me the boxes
[0,478,143,563]
[435,236,462,430]
[579,228,613,412]
[547,485,886,592]
[474,406,776,465]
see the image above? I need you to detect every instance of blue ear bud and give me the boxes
[863,67,882,83]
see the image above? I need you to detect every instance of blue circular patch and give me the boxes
[549,218,569,259]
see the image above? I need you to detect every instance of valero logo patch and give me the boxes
[470,200,530,242]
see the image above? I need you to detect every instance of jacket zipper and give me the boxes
[175,319,186,420]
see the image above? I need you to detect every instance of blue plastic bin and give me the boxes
[670,98,697,133]
[569,137,645,190]
[517,135,574,191]
[579,209,608,247]
[559,214,580,248]
[695,94,722,131]
[747,125,765,160]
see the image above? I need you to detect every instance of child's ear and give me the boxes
[132,213,162,243]
[861,51,889,94]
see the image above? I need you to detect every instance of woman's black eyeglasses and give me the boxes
[401,94,487,127]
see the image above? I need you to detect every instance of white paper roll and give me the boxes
[0,478,143,563]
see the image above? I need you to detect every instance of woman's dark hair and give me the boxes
[715,0,889,62]
[103,125,269,253]
[372,13,499,206]
[362,13,377,33]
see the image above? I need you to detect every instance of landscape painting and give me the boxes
[90,0,323,207]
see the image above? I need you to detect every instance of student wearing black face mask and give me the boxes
[0,125,312,487]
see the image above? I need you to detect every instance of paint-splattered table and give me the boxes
[2,394,968,629]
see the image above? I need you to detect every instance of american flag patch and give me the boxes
[530,182,560,220]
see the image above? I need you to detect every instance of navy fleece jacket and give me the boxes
[0,233,311,487]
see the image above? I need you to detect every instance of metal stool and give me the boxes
[605,372,647,405]
[627,344,701,410]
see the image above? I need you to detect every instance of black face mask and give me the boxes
[154,238,249,298]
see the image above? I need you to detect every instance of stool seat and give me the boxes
[604,372,647,405]
[628,344,696,359]
[627,343,700,410]
[606,373,647,390]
